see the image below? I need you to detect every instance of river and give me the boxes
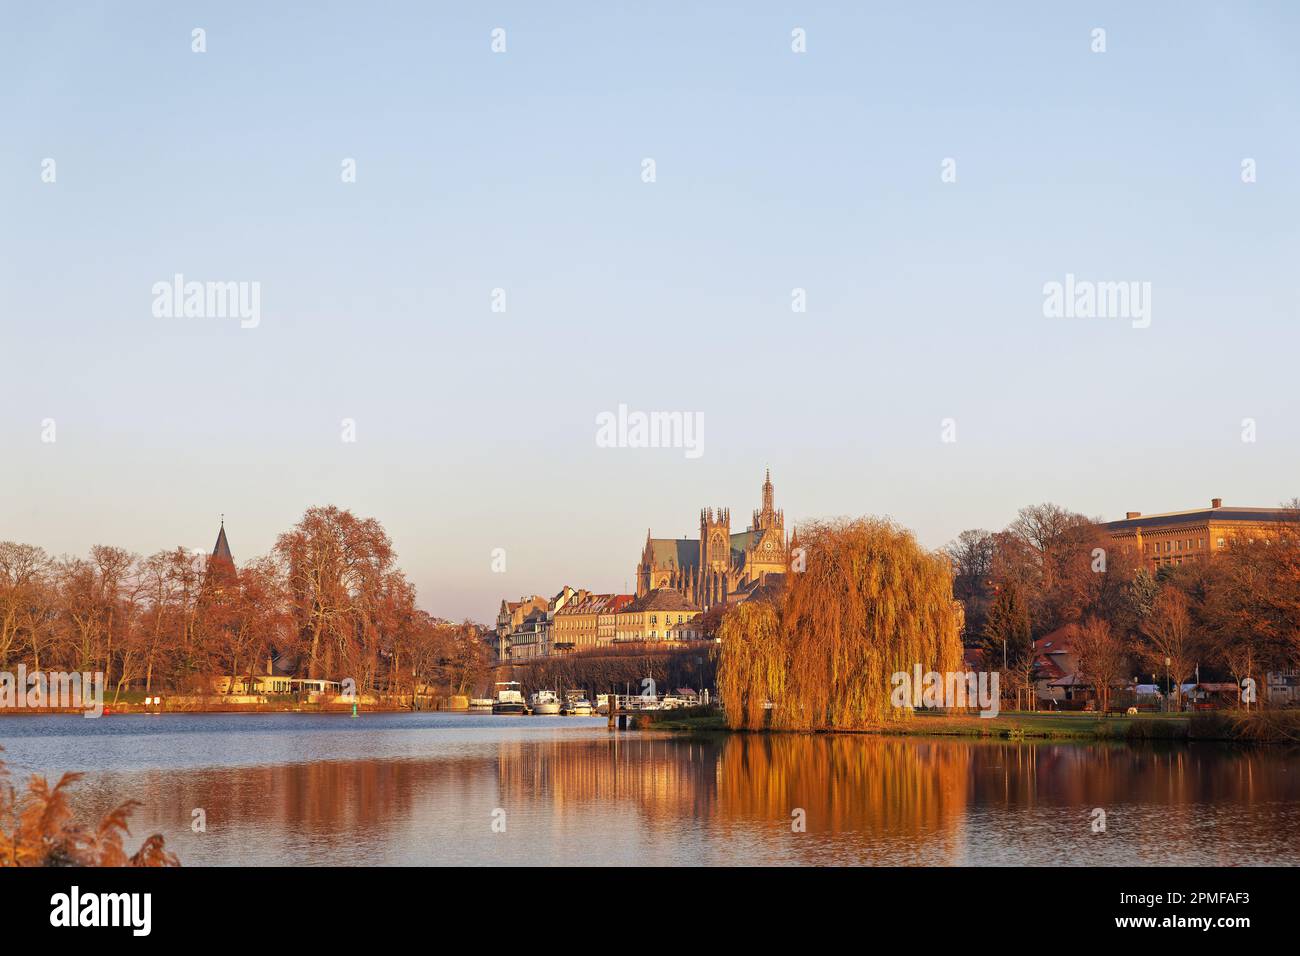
[1,713,1297,865]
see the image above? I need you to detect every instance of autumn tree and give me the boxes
[1071,616,1128,713]
[980,582,1034,708]
[198,556,291,693]
[435,620,492,698]
[1139,587,1200,711]
[1200,503,1300,703]
[275,506,399,682]
[946,529,995,641]
[0,544,49,668]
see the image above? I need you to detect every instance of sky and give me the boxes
[2,1,1298,622]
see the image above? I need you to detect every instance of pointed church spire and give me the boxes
[213,520,233,562]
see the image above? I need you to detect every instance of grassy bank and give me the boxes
[640,708,1300,743]
[632,707,728,732]
[879,710,1300,743]
[2,694,464,716]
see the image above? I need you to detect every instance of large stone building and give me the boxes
[613,588,704,643]
[496,594,548,661]
[499,586,601,662]
[636,469,794,608]
[553,592,633,653]
[1102,498,1294,571]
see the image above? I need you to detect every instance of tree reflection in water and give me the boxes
[54,731,1300,866]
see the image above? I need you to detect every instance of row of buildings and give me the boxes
[495,587,709,662]
[495,470,792,663]
[495,487,1295,666]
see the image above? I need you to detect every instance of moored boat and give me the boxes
[562,689,594,716]
[492,681,528,715]
[530,690,562,715]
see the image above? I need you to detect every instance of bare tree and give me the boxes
[1072,616,1127,713]
[1140,587,1200,711]
[946,529,995,641]
[0,543,49,667]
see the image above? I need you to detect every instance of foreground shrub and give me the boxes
[0,755,179,867]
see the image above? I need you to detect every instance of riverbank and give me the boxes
[1,695,468,716]
[636,708,1300,743]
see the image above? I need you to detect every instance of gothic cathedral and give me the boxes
[636,469,794,609]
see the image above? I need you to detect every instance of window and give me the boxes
[1217,537,1226,548]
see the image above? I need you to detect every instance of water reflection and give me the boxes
[23,722,1300,866]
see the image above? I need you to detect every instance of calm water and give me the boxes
[1,713,1297,866]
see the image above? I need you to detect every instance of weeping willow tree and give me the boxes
[718,518,963,731]
[716,602,786,731]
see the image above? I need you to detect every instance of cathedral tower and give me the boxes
[699,507,731,572]
[752,467,784,534]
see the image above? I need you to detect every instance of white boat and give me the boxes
[530,690,562,715]
[492,681,528,715]
[562,689,594,716]
[469,698,494,712]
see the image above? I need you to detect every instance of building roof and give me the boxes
[647,529,781,569]
[728,530,758,555]
[1035,658,1068,681]
[647,538,699,571]
[739,573,787,605]
[1103,505,1292,532]
[1034,631,1074,656]
[212,522,233,562]
[1048,674,1090,688]
[557,593,627,615]
[625,588,700,614]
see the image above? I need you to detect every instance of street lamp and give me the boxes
[1165,656,1171,713]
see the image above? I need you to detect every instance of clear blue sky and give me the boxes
[2,2,1298,622]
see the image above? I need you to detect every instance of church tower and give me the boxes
[698,507,731,608]
[212,519,233,565]
[740,468,787,585]
[699,507,731,572]
[203,517,237,595]
[752,468,784,534]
